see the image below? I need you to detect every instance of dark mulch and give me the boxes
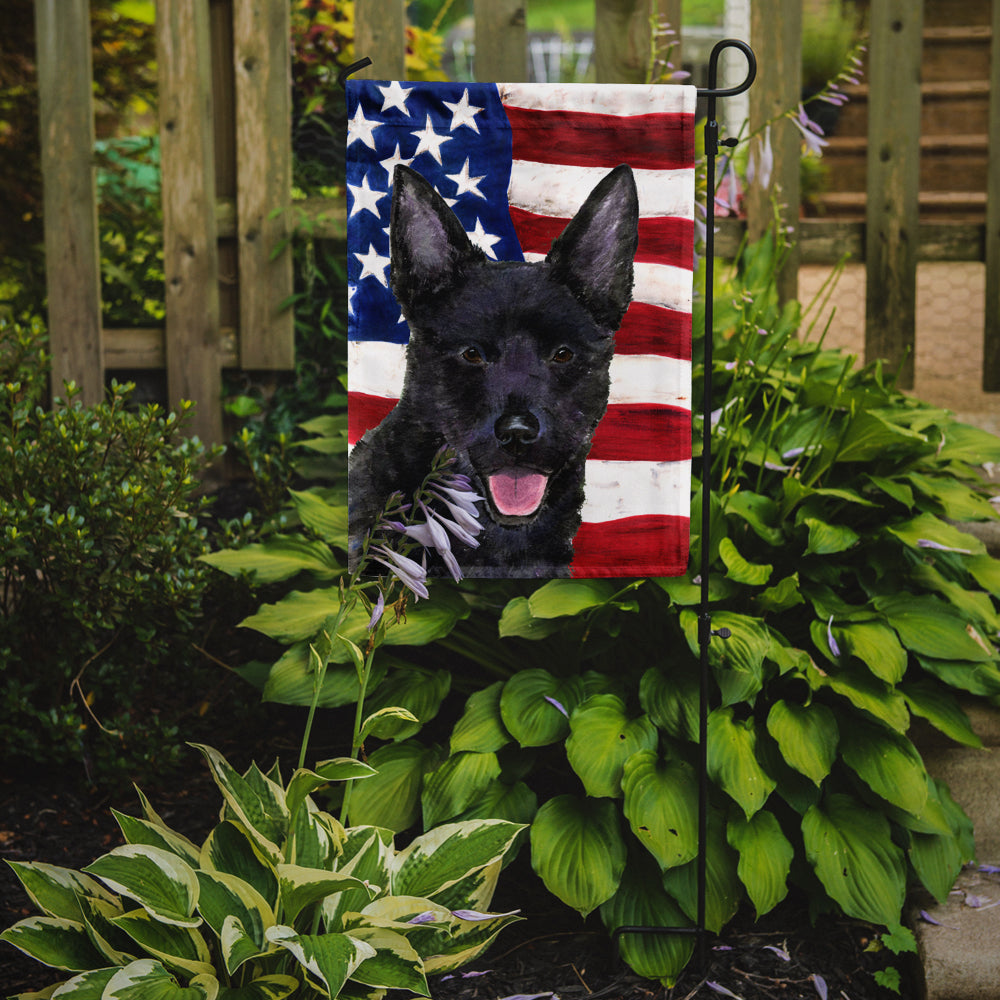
[1,747,914,1000]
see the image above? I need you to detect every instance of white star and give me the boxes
[443,89,484,133]
[379,143,415,184]
[447,158,487,200]
[467,219,502,259]
[347,174,387,218]
[377,80,412,114]
[354,243,391,286]
[411,115,452,164]
[347,104,380,149]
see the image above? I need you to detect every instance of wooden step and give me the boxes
[822,134,989,193]
[922,0,992,28]
[922,25,993,83]
[812,190,987,222]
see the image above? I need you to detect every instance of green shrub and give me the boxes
[1,743,524,998]
[210,232,1000,985]
[0,317,220,783]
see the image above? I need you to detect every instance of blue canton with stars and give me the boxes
[346,81,523,345]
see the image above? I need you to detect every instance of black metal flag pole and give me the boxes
[612,38,756,972]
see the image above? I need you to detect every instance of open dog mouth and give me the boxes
[487,467,549,518]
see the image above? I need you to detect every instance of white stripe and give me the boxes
[498,82,697,117]
[523,253,692,313]
[349,342,690,409]
[509,160,695,221]
[581,459,691,521]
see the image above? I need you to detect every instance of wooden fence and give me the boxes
[33,0,1000,446]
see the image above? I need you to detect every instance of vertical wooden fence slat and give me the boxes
[864,0,923,390]
[34,0,103,405]
[746,0,801,305]
[983,0,1000,390]
[157,0,223,445]
[233,0,294,370]
[474,0,527,82]
[354,0,406,79]
[594,0,652,84]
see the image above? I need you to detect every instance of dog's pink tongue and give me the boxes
[489,470,548,517]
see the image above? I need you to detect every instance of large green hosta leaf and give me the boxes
[838,718,929,817]
[526,579,620,617]
[421,751,502,828]
[600,853,694,987]
[802,793,906,926]
[707,707,775,818]
[450,681,511,754]
[831,621,907,684]
[565,695,657,798]
[900,680,982,748]
[621,751,699,871]
[530,795,626,917]
[200,535,341,584]
[362,666,451,741]
[680,610,771,706]
[727,810,793,918]
[499,670,585,747]
[886,511,985,557]
[874,593,996,663]
[346,740,442,832]
[765,700,838,786]
[639,664,699,743]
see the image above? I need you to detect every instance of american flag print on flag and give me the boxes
[347,80,695,578]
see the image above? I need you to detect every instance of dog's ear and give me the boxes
[390,165,483,308]
[546,164,639,330]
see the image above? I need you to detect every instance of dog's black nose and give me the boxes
[495,412,540,449]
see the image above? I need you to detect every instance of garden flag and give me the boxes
[346,80,695,579]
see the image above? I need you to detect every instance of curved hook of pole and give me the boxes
[697,38,757,98]
[337,57,373,91]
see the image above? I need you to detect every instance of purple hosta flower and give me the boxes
[707,983,742,999]
[827,616,842,657]
[371,545,429,600]
[367,590,385,631]
[747,124,774,191]
[441,970,493,982]
[544,695,569,718]
[451,908,521,921]
[407,911,438,925]
[763,944,791,962]
[791,104,829,157]
[917,538,973,555]
[715,157,742,216]
[979,864,1000,874]
[812,974,828,1000]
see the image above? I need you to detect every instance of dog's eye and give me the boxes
[462,347,485,365]
[551,347,574,364]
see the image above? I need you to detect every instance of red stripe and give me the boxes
[349,392,396,444]
[509,207,693,270]
[616,303,691,359]
[571,515,690,577]
[590,405,691,462]
[506,106,695,171]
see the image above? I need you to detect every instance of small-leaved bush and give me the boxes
[1,743,524,998]
[0,317,219,783]
[203,232,1000,985]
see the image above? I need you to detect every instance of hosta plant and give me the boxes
[1,744,523,999]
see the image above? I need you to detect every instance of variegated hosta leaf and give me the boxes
[566,695,658,799]
[727,810,793,917]
[77,894,136,966]
[195,870,274,974]
[499,669,585,747]
[285,760,376,823]
[391,820,524,901]
[288,801,344,870]
[83,845,200,928]
[706,707,776,818]
[599,853,694,987]
[190,745,287,863]
[112,810,202,868]
[110,908,214,979]
[529,795,626,917]
[265,926,376,998]
[323,829,393,931]
[621,751,699,871]
[362,667,452,741]
[661,810,742,934]
[450,681,511,754]
[276,864,375,925]
[200,822,278,910]
[0,916,107,972]
[423,859,501,916]
[102,958,218,999]
[44,966,118,997]
[765,700,838,786]
[421,751,501,829]
[802,793,906,926]
[4,861,118,922]
[345,926,429,995]
[214,974,299,1000]
[421,907,523,975]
